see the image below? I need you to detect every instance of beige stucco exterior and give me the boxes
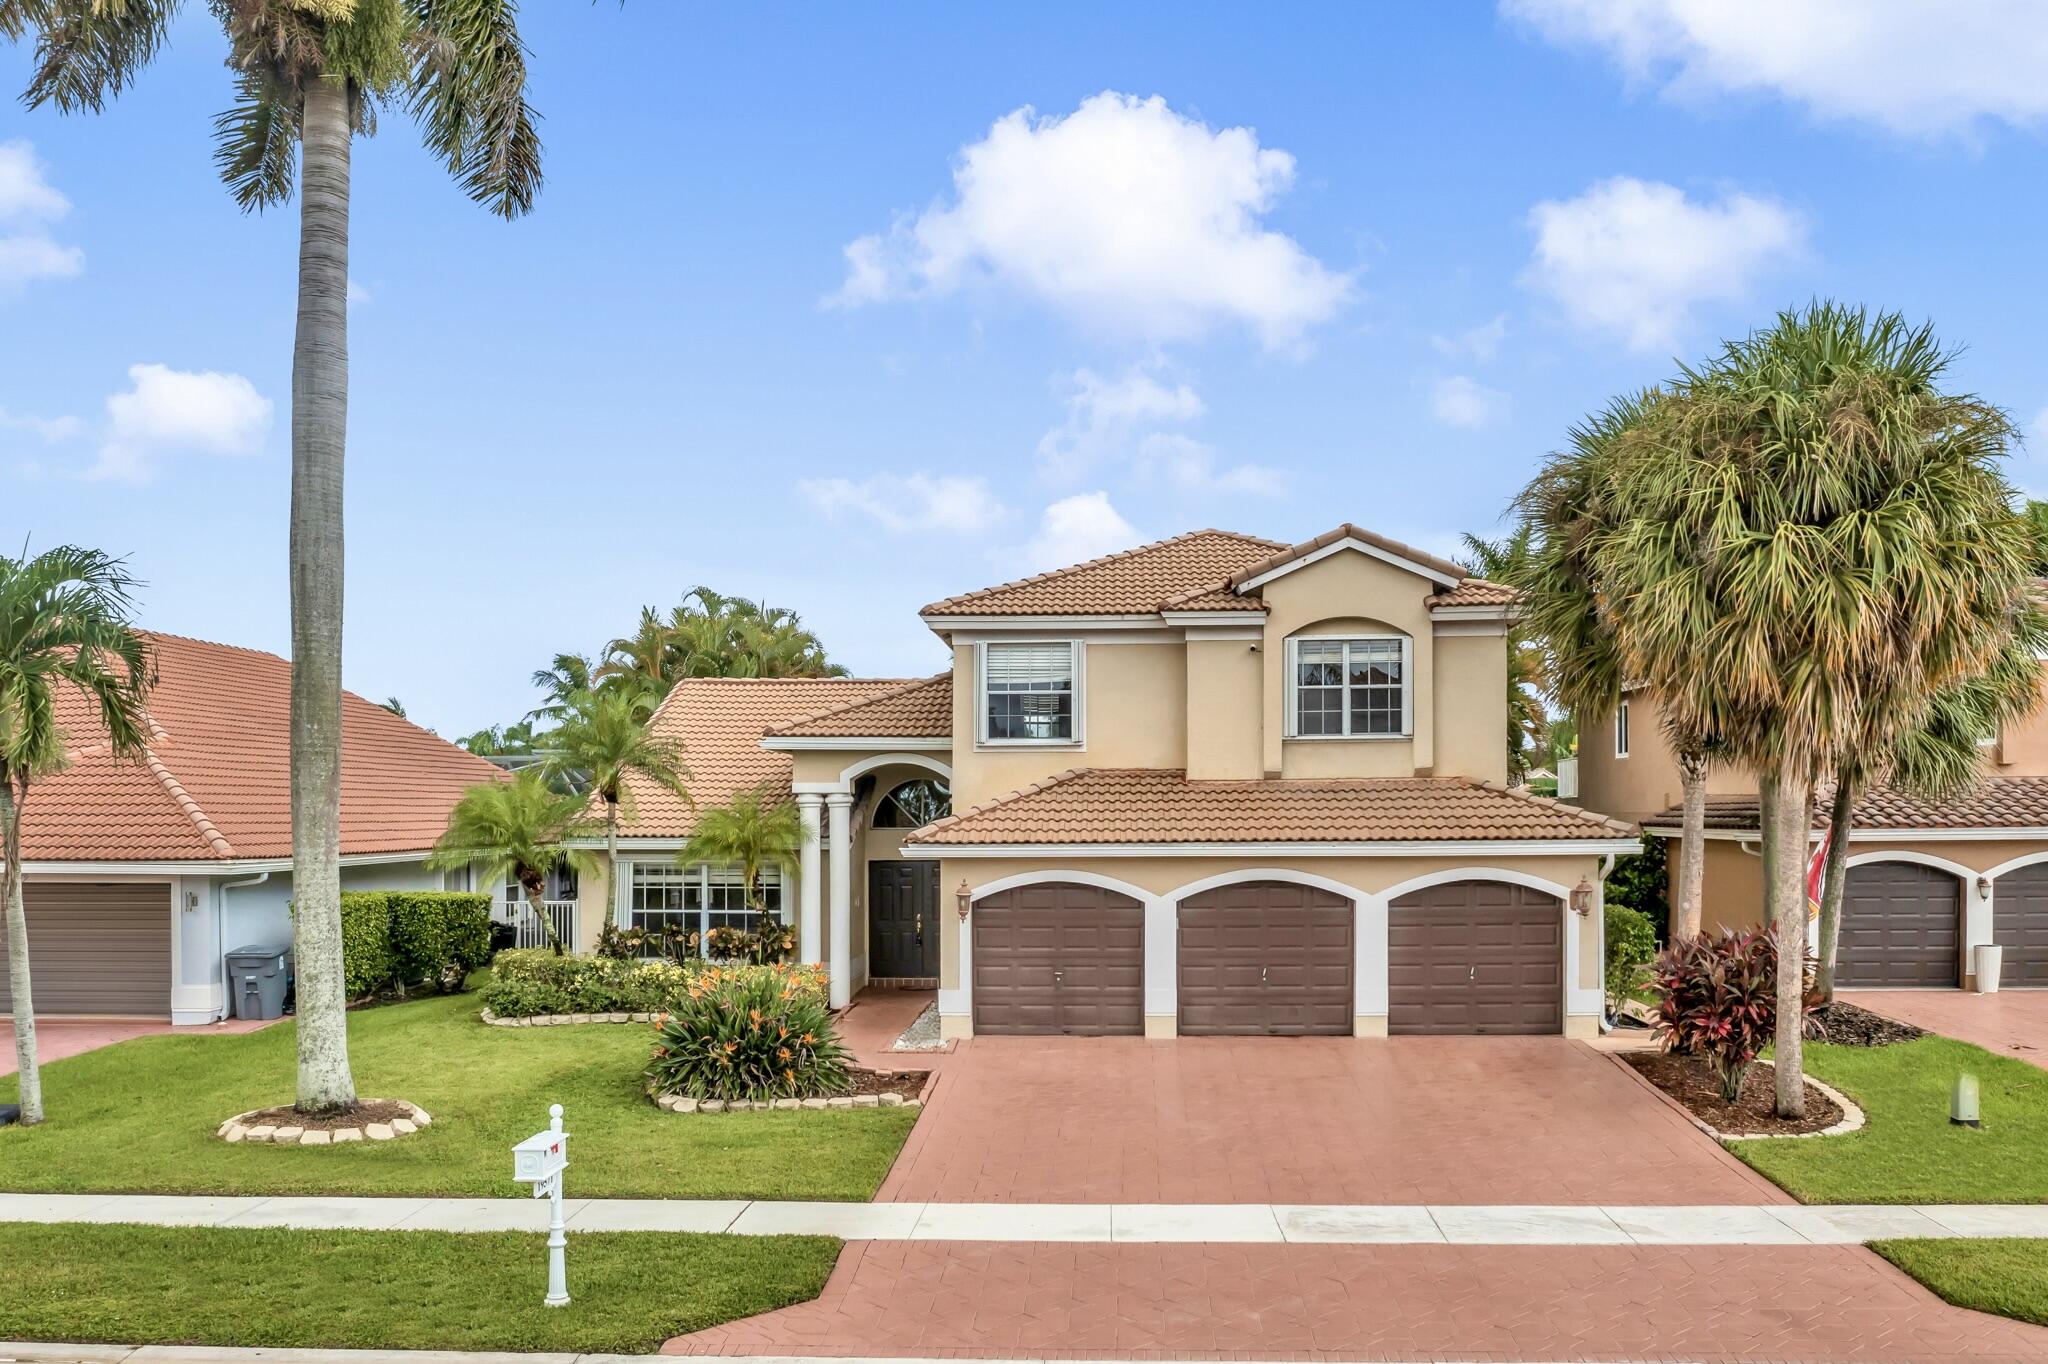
[1574,693,1752,825]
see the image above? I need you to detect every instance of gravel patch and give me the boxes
[891,1003,946,1051]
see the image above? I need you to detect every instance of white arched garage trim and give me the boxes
[1161,869,1367,1032]
[943,871,1164,1031]
[1367,867,1598,1030]
[1841,849,1987,976]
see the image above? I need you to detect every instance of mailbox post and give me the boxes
[512,1103,571,1307]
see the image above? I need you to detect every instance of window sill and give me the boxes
[976,739,1085,750]
[1283,734,1412,743]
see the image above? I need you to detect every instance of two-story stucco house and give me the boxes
[1576,684,2048,992]
[586,524,1639,1040]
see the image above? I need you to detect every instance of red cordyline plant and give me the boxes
[1652,930,1822,1103]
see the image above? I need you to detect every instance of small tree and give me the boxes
[429,772,595,956]
[678,786,809,964]
[542,689,691,928]
[1652,930,1813,1104]
[0,548,154,1124]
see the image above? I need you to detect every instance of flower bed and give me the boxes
[1625,1053,1863,1139]
[478,949,826,1019]
[654,1068,930,1114]
[218,1099,432,1146]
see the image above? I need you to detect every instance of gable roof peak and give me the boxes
[920,528,1286,619]
[1230,523,1469,590]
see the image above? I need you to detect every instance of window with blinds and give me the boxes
[982,641,1077,742]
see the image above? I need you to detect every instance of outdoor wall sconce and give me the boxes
[1977,875,1994,899]
[955,879,973,921]
[1569,877,1596,916]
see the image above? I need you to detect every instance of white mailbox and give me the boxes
[512,1127,568,1189]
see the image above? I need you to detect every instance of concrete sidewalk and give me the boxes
[2,1191,2043,1244]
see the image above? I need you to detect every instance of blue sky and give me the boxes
[6,1,2048,738]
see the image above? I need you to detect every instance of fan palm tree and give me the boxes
[1590,302,2037,1116]
[0,547,154,1124]
[3,0,545,1115]
[677,785,808,951]
[541,689,691,928]
[429,771,594,955]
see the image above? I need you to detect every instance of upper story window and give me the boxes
[1286,635,1411,739]
[979,641,1081,745]
[1614,698,1630,758]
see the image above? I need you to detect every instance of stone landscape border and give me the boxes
[1708,1063,1866,1142]
[649,1090,922,1114]
[217,1100,433,1146]
[480,1008,653,1026]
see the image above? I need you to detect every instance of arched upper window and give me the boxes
[874,778,951,827]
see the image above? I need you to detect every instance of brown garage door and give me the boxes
[1839,862,1960,989]
[1388,881,1562,1035]
[1178,881,1352,1036]
[1993,863,2048,989]
[0,882,171,1016]
[973,882,1143,1035]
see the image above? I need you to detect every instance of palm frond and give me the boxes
[406,0,541,219]
[10,0,181,113]
[212,64,300,212]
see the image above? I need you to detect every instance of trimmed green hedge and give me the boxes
[337,891,493,998]
[479,950,828,1018]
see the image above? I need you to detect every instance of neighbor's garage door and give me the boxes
[0,882,171,1016]
[1388,881,1562,1035]
[972,882,1144,1035]
[1992,863,2048,988]
[1178,881,1352,1035]
[1839,862,1960,989]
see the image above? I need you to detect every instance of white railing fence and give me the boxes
[505,899,580,951]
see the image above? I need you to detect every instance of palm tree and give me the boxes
[541,689,691,929]
[0,547,154,1124]
[1460,528,1548,783]
[4,0,545,1116]
[677,785,808,958]
[1591,303,2037,1116]
[526,652,595,727]
[429,772,594,955]
[595,608,674,709]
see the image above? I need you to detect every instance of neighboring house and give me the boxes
[594,525,1640,1039]
[9,633,506,1024]
[1577,686,2048,991]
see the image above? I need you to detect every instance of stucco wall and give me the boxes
[1185,633,1265,780]
[1431,629,1510,786]
[1576,693,1752,823]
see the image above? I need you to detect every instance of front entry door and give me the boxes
[869,861,940,978]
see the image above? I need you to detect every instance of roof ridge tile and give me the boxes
[921,529,1285,617]
[143,746,236,858]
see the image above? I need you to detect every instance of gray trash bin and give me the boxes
[224,945,292,1021]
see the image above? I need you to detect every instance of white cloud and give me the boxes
[0,404,84,443]
[1522,176,1804,351]
[1036,364,1283,496]
[1430,375,1510,429]
[1133,432,1287,498]
[799,471,1009,534]
[1019,492,1139,572]
[1503,0,2048,140]
[89,363,274,482]
[0,141,82,291]
[1430,314,1509,362]
[827,91,1354,350]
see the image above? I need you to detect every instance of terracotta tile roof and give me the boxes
[1161,582,1267,613]
[1228,523,1467,589]
[920,530,1286,618]
[766,674,952,739]
[1647,778,2048,833]
[1426,578,1520,608]
[616,676,916,837]
[25,632,506,863]
[905,768,1637,847]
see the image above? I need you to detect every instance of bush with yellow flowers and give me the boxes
[645,962,851,1102]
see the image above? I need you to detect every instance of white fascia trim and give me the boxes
[760,735,952,752]
[1432,620,1510,638]
[1643,824,2048,844]
[1158,610,1262,624]
[901,837,1643,859]
[1236,538,1462,592]
[919,613,1167,632]
[15,849,435,877]
[1177,625,1265,641]
[1427,605,1516,622]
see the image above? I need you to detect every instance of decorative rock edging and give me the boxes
[480,1009,656,1027]
[1704,1063,1866,1142]
[217,1100,434,1146]
[648,1090,922,1115]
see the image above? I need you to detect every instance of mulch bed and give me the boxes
[1626,1052,1845,1136]
[844,1068,930,1100]
[234,1098,418,1132]
[1811,1000,1925,1046]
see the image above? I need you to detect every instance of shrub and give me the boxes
[1605,833,1670,943]
[479,949,827,1018]
[704,921,797,964]
[1605,902,1658,1010]
[645,964,851,1102]
[339,893,398,999]
[1652,929,1818,1102]
[331,891,494,999]
[596,921,701,964]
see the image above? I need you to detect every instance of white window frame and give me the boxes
[976,639,1086,747]
[1614,698,1630,759]
[1283,633,1413,740]
[623,859,787,957]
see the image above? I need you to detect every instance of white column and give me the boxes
[827,793,854,1008]
[796,794,823,966]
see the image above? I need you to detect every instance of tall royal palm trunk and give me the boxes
[1761,764,1811,1118]
[1673,746,1708,941]
[1814,775,1856,1002]
[290,76,358,1114]
[1,778,43,1124]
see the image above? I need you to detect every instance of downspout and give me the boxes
[1597,853,1618,1034]
[217,871,271,1024]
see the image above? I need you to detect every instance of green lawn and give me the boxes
[1731,1037,2048,1204]
[1873,1239,2048,1328]
[0,990,916,1199]
[0,1221,838,1352]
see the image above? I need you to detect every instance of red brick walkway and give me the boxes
[1843,989,2048,1069]
[880,1035,1782,1204]
[837,988,946,1073]
[667,1239,2048,1361]
[0,1016,275,1076]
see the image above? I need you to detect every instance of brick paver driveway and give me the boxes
[877,1034,1780,1204]
[1844,989,2048,1068]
